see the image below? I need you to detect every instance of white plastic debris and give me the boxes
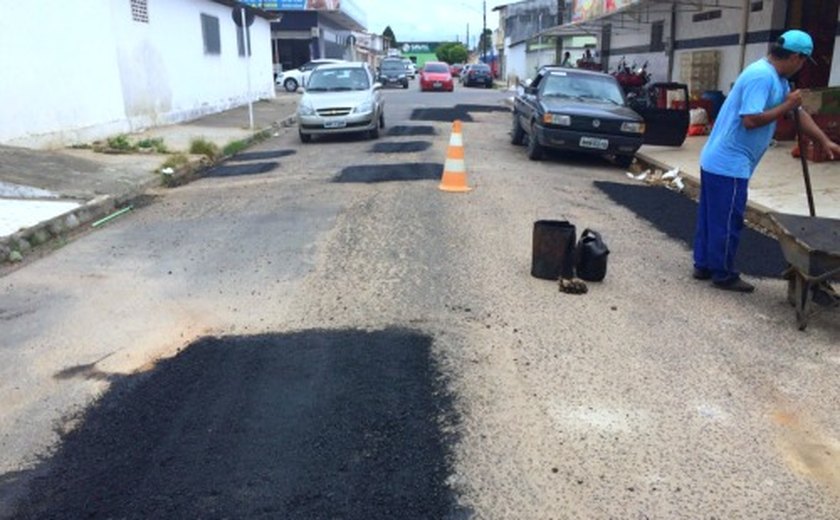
[161,167,174,175]
[673,177,685,191]
[662,168,680,180]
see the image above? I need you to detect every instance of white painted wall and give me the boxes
[0,0,274,149]
[506,39,528,83]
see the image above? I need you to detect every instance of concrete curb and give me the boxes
[1,112,298,266]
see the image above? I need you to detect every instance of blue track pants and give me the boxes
[693,169,749,283]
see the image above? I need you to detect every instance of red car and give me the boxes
[449,63,464,77]
[419,62,454,92]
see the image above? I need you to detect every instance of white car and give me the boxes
[297,62,385,142]
[402,58,417,79]
[276,59,345,92]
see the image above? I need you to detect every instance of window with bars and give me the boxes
[130,0,148,23]
[650,20,664,52]
[692,10,722,22]
[201,14,221,55]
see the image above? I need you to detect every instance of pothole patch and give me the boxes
[205,161,278,177]
[369,141,432,154]
[594,181,786,278]
[410,104,509,122]
[231,150,296,162]
[386,126,437,137]
[335,163,443,183]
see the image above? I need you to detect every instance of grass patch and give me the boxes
[159,153,189,171]
[137,137,168,154]
[222,139,248,157]
[107,134,135,152]
[189,138,220,160]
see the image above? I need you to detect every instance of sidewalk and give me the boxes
[1,94,299,264]
[638,135,840,221]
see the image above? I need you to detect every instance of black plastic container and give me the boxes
[531,220,576,280]
[576,228,609,281]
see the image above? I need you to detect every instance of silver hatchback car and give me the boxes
[297,62,385,142]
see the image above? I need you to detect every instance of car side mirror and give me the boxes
[373,82,382,90]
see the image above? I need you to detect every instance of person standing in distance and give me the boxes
[693,29,840,292]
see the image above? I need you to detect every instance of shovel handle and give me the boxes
[790,83,816,217]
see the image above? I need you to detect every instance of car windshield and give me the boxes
[381,62,404,72]
[473,65,490,72]
[540,73,625,105]
[307,68,370,91]
[424,64,448,73]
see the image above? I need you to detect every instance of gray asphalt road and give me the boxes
[2,84,839,518]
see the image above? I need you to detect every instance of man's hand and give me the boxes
[823,140,840,160]
[785,89,803,111]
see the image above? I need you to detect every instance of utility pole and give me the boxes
[482,0,486,62]
[555,0,564,65]
[466,23,470,51]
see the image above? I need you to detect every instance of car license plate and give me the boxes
[433,82,442,88]
[324,121,347,129]
[579,136,608,150]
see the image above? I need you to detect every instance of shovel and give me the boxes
[790,82,816,216]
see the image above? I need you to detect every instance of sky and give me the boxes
[354,0,509,46]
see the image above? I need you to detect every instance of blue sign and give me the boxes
[241,0,306,10]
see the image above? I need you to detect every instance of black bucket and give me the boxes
[531,220,576,280]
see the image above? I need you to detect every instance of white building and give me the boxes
[0,0,276,149]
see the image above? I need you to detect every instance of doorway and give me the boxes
[787,0,839,88]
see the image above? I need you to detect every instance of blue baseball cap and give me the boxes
[778,29,816,63]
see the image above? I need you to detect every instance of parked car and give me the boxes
[276,59,345,92]
[377,59,409,88]
[511,66,645,167]
[449,63,464,77]
[463,63,494,88]
[402,58,417,79]
[419,61,454,92]
[297,62,385,142]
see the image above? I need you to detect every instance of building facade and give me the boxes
[0,0,276,149]
[551,0,839,95]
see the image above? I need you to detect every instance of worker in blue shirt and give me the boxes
[693,29,840,292]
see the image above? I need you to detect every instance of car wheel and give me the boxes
[379,111,385,129]
[511,113,525,145]
[403,82,409,89]
[526,122,544,161]
[299,129,311,143]
[284,78,298,92]
[368,123,380,140]
[614,154,635,169]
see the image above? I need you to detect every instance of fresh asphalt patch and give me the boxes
[231,150,296,162]
[335,163,443,183]
[10,328,462,519]
[205,161,279,177]
[595,181,786,278]
[369,141,433,154]
[386,125,437,137]
[410,104,509,122]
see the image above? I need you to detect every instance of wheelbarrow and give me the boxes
[769,212,840,330]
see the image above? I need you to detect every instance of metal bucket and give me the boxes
[531,220,576,280]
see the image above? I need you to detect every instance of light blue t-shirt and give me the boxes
[700,58,789,179]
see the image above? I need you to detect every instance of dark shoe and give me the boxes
[693,268,712,280]
[712,277,755,293]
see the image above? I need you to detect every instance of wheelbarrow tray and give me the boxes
[769,212,840,330]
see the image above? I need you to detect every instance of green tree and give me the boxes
[382,26,398,49]
[435,43,468,64]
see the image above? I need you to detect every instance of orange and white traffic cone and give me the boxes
[439,120,472,192]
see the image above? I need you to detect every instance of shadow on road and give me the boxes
[8,328,463,519]
[595,181,787,278]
